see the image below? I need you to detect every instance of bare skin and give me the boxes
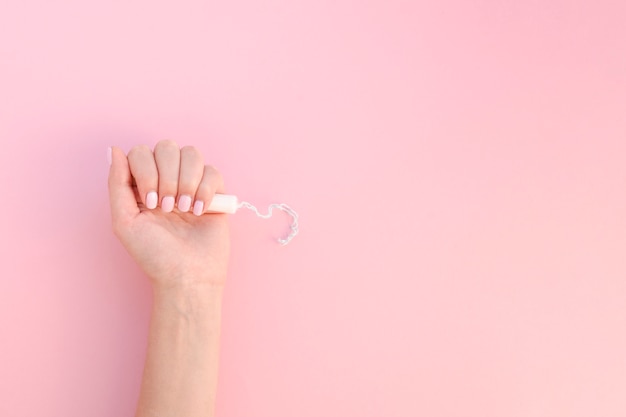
[108,140,229,417]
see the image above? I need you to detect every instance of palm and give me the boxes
[121,207,230,287]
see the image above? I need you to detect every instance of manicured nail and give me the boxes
[193,200,204,216]
[161,196,175,212]
[107,147,112,166]
[178,195,192,212]
[146,191,158,209]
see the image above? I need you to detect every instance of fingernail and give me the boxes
[107,147,112,166]
[178,195,192,212]
[161,196,175,212]
[146,191,158,209]
[193,200,204,216]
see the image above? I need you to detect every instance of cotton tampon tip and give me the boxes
[206,194,239,214]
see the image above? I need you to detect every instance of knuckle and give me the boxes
[205,164,220,176]
[155,139,179,152]
[206,164,224,186]
[177,175,196,190]
[159,176,178,190]
[197,181,212,196]
[128,144,150,158]
[181,145,200,158]
[160,180,177,191]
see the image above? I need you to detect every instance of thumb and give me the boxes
[108,146,140,226]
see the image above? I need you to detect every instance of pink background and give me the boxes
[1,1,625,416]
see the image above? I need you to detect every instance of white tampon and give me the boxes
[205,193,240,214]
[206,194,299,246]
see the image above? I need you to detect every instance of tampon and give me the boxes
[205,194,299,246]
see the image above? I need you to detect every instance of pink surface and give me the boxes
[1,1,626,416]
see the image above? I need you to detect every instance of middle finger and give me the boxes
[154,140,181,212]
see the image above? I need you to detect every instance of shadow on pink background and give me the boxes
[1,1,625,416]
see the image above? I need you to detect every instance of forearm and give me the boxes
[135,282,224,417]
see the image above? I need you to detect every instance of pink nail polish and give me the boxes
[146,191,158,209]
[107,147,112,166]
[162,196,175,212]
[178,195,192,212]
[193,200,204,216]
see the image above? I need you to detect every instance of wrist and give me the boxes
[152,280,224,318]
[148,269,227,291]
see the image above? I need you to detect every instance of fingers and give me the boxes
[123,140,224,216]
[108,146,140,230]
[127,145,159,209]
[193,165,225,216]
[154,140,181,213]
[178,146,204,212]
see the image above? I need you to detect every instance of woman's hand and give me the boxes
[107,140,230,289]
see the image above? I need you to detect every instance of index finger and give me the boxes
[108,146,140,230]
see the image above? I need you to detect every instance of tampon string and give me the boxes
[237,201,299,246]
[204,194,299,245]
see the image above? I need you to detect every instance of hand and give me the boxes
[107,140,230,289]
